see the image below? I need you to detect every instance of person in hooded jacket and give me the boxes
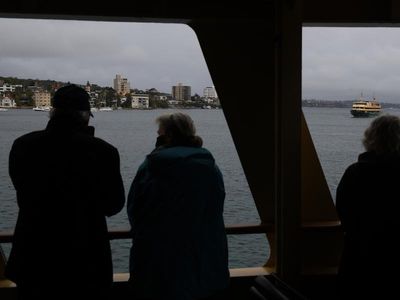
[127,112,229,300]
[6,84,125,300]
[336,114,400,299]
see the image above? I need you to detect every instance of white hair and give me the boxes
[363,114,400,155]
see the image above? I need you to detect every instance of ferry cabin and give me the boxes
[1,0,399,299]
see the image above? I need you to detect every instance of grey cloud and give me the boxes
[0,18,213,95]
[303,27,400,102]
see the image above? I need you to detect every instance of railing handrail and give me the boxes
[0,221,343,244]
[0,223,272,244]
[106,223,274,240]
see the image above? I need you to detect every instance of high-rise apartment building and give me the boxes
[172,83,191,101]
[203,86,217,99]
[114,74,131,95]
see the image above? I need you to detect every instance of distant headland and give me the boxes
[302,99,400,109]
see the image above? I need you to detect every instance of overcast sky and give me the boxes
[303,27,400,103]
[0,18,212,95]
[2,19,400,102]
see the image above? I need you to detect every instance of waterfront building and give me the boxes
[172,83,191,101]
[87,91,99,108]
[0,84,23,93]
[0,96,16,108]
[203,86,217,99]
[131,94,149,109]
[156,95,169,101]
[33,90,51,107]
[114,74,131,95]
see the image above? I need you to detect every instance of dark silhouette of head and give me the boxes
[50,84,93,126]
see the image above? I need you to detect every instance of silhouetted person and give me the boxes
[127,112,229,300]
[5,84,125,299]
[336,114,400,299]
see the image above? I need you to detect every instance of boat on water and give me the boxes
[0,108,8,112]
[33,106,51,112]
[350,97,381,117]
[99,107,113,111]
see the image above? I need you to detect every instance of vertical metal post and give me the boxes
[274,0,303,284]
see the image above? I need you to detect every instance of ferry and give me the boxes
[1,1,399,299]
[350,97,381,117]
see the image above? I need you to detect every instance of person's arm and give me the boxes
[127,160,149,228]
[336,165,357,230]
[8,139,25,207]
[215,164,226,201]
[9,140,20,189]
[103,147,125,217]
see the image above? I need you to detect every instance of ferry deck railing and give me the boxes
[0,221,342,298]
[0,223,272,243]
[0,223,274,286]
[0,221,341,244]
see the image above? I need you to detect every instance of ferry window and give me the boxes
[302,27,399,201]
[0,18,269,272]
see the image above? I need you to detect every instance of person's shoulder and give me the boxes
[339,160,369,187]
[158,146,214,159]
[179,146,217,166]
[342,161,362,178]
[345,161,359,171]
[192,147,215,159]
[89,135,113,147]
[89,136,118,152]
[13,130,47,146]
[148,146,215,170]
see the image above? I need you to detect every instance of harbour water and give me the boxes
[0,107,394,272]
[303,106,387,200]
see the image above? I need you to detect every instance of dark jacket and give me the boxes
[336,151,400,298]
[5,117,125,289]
[127,146,229,300]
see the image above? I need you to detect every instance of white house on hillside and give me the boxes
[0,96,16,108]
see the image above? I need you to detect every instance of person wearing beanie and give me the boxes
[6,84,125,299]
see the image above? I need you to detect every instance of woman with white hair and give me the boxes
[336,114,400,299]
[127,112,229,300]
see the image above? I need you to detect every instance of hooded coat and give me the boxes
[6,117,125,296]
[127,146,229,300]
